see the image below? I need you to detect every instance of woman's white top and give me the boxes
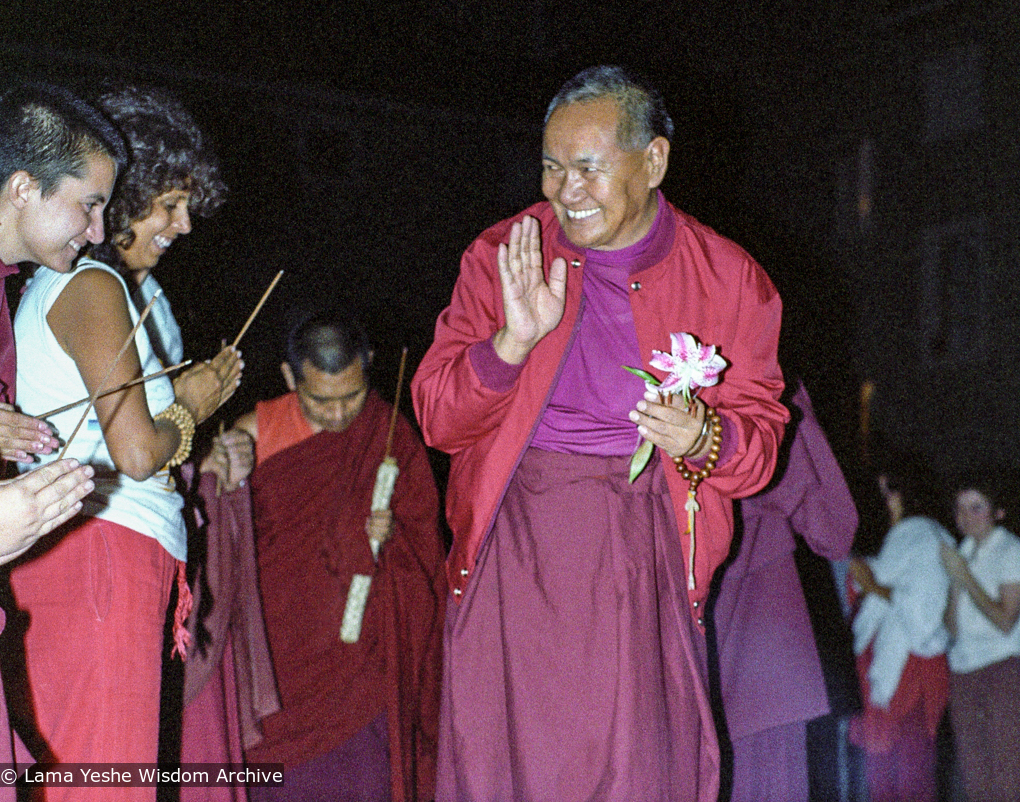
[133,273,184,367]
[852,515,954,708]
[947,526,1020,673]
[14,259,186,561]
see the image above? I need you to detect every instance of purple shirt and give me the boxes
[528,202,671,455]
[467,190,739,464]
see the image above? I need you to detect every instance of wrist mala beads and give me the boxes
[671,407,723,490]
[670,407,723,591]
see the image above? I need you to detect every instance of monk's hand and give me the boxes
[492,215,567,365]
[366,508,393,551]
[0,459,95,564]
[628,392,708,460]
[200,427,254,493]
[0,404,59,463]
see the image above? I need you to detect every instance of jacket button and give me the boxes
[692,600,700,609]
[571,259,581,268]
[460,568,469,577]
[697,617,705,627]
[630,281,641,291]
[453,587,463,596]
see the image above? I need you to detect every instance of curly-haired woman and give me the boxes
[11,85,240,799]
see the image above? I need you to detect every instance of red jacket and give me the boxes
[412,198,788,618]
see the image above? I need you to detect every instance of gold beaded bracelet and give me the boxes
[671,407,723,590]
[154,402,196,467]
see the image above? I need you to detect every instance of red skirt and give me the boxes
[9,517,176,801]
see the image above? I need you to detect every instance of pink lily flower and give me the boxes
[649,332,728,403]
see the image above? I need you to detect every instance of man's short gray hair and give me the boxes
[545,65,674,151]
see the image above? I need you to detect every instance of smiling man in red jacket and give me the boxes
[413,65,788,802]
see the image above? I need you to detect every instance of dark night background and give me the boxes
[3,3,1014,799]
[2,0,1015,541]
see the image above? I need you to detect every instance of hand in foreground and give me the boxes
[0,459,95,563]
[628,392,708,460]
[366,508,394,552]
[200,427,254,493]
[173,347,244,425]
[493,215,567,365]
[0,404,60,463]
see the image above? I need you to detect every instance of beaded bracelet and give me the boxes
[154,402,196,467]
[672,407,723,490]
[671,407,723,590]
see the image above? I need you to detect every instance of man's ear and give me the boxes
[645,136,670,190]
[280,362,297,392]
[6,170,37,209]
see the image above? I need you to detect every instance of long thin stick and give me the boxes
[36,360,192,419]
[57,292,161,459]
[215,420,225,497]
[383,346,409,460]
[231,270,284,349]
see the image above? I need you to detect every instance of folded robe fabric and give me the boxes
[182,466,281,751]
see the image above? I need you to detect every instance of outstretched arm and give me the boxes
[413,211,572,453]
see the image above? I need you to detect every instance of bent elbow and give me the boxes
[109,444,164,482]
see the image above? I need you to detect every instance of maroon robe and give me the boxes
[245,391,445,802]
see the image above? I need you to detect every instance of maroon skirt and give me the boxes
[436,448,719,802]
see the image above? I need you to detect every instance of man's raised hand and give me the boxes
[492,215,567,365]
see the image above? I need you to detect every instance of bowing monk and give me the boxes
[201,310,446,802]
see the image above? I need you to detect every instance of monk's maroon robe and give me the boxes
[245,391,445,802]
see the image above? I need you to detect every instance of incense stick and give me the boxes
[57,292,161,460]
[231,270,284,349]
[215,420,225,497]
[37,360,192,419]
[383,346,409,460]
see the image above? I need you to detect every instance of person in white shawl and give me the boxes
[847,470,953,802]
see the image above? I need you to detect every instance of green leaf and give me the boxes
[629,438,655,483]
[623,365,660,385]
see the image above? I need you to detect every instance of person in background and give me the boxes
[203,311,446,802]
[848,466,953,802]
[940,474,1020,802]
[711,381,858,801]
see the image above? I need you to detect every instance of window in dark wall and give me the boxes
[922,44,984,143]
[918,216,987,366]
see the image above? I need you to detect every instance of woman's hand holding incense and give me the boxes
[173,347,243,424]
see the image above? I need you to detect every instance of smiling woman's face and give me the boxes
[954,488,1000,542]
[118,188,192,279]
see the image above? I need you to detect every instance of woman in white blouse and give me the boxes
[941,476,1020,802]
